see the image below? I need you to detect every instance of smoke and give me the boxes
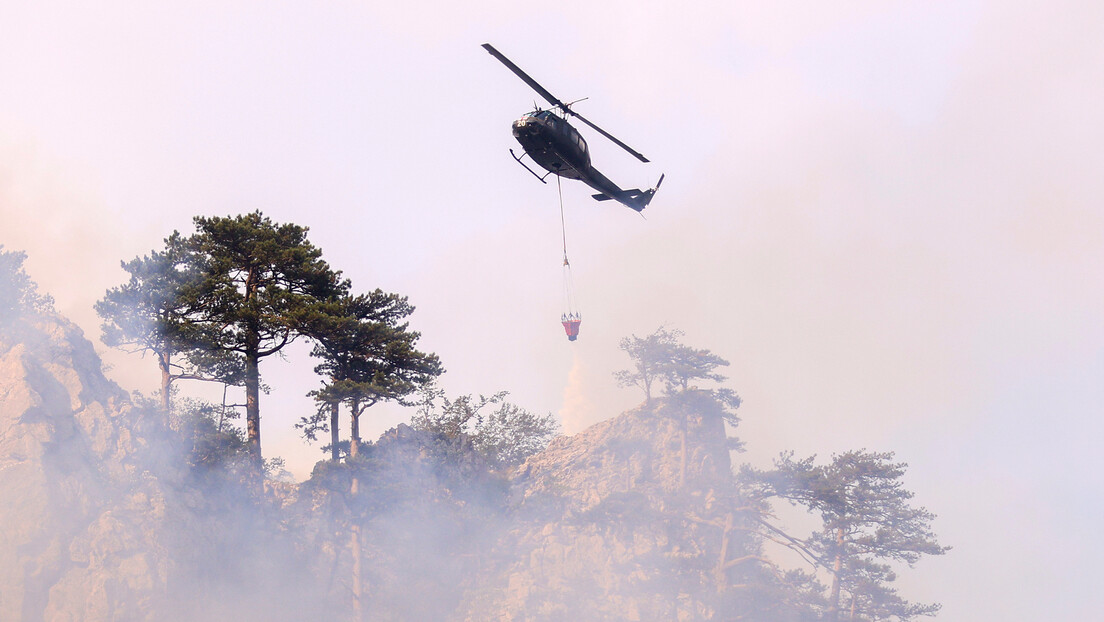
[557,350,599,435]
[2,284,779,620]
[2,141,122,315]
[0,136,164,395]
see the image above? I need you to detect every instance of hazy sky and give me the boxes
[2,1,1102,619]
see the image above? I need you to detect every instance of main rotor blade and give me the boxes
[482,43,650,163]
[482,43,567,111]
[570,110,650,163]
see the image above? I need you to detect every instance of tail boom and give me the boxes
[591,173,664,212]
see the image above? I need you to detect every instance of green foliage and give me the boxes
[165,394,249,473]
[299,423,507,620]
[471,401,560,467]
[0,246,53,327]
[718,566,826,622]
[617,327,743,452]
[742,450,949,621]
[99,211,350,475]
[100,210,442,483]
[160,393,292,482]
[615,326,735,399]
[299,290,442,447]
[843,557,942,621]
[96,236,245,410]
[613,326,683,400]
[411,387,560,469]
[182,211,347,363]
[411,389,505,440]
[663,386,744,433]
[773,451,948,566]
[97,234,194,357]
[295,403,333,444]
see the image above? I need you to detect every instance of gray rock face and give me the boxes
[457,402,737,621]
[0,316,172,621]
[0,310,746,621]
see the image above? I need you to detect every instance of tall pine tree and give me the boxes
[615,327,742,487]
[745,450,949,621]
[298,290,442,460]
[179,211,347,473]
[97,233,243,413]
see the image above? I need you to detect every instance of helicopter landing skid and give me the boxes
[510,149,551,184]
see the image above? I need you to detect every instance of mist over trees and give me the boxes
[741,451,949,621]
[96,212,440,485]
[410,387,560,469]
[297,290,443,461]
[616,327,946,621]
[616,326,744,487]
[0,246,53,326]
[96,234,245,413]
[0,213,951,621]
[179,212,349,471]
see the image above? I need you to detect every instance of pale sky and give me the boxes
[2,1,1102,619]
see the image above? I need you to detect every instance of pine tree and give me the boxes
[96,234,243,412]
[613,326,683,402]
[179,211,347,474]
[0,246,53,328]
[615,327,742,487]
[299,290,443,460]
[747,451,949,621]
[410,388,559,469]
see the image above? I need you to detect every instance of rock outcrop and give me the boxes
[0,315,174,621]
[456,401,738,621]
[1,312,333,622]
[0,308,747,621]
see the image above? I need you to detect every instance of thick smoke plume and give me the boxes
[1,253,945,621]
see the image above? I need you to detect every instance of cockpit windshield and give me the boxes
[520,110,587,154]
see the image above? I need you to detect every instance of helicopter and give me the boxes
[483,43,663,213]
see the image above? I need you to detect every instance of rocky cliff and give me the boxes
[0,314,175,620]
[455,399,739,621]
[0,308,750,621]
[0,312,330,621]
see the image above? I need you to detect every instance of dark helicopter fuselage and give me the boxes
[511,110,591,180]
[511,110,655,211]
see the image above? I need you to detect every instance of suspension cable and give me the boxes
[557,174,579,324]
[557,174,569,266]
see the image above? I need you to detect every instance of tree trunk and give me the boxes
[158,350,172,414]
[330,401,340,462]
[349,400,361,459]
[351,477,363,620]
[244,347,263,489]
[715,512,733,593]
[349,405,363,620]
[679,414,688,490]
[827,527,845,622]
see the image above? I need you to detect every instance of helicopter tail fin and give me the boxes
[592,174,664,212]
